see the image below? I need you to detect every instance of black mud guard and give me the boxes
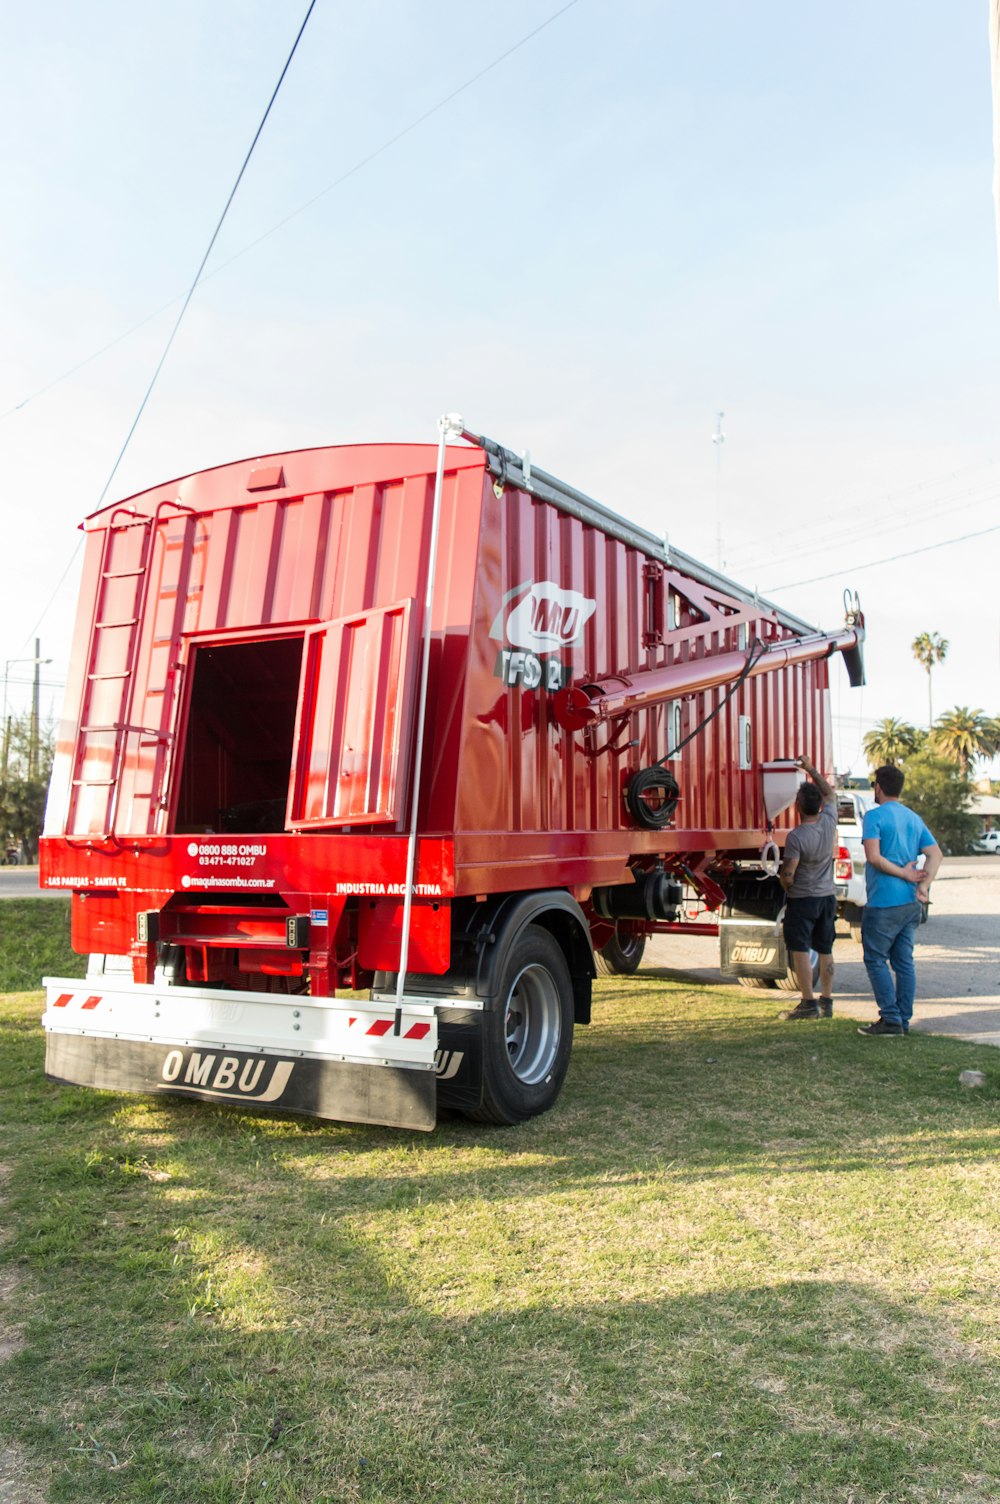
[719,873,788,981]
[719,917,790,981]
[379,891,596,1116]
[44,1031,436,1132]
[468,889,596,1025]
[435,1008,486,1114]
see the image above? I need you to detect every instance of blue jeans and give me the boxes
[861,902,923,1028]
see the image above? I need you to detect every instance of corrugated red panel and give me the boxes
[452,484,831,892]
[288,600,419,827]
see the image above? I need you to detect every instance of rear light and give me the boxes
[834,845,852,881]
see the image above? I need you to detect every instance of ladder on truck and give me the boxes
[66,500,195,843]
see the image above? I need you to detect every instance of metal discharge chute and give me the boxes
[553,610,865,734]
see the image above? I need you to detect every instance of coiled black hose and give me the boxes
[625,767,680,829]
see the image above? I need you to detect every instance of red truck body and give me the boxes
[40,428,863,1129]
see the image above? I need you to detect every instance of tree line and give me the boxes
[862,709,1000,782]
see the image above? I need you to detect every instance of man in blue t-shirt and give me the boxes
[858,764,942,1037]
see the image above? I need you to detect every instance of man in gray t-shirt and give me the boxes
[777,755,837,1021]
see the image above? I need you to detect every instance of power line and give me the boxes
[200,0,583,285]
[723,446,1000,554]
[11,0,585,659]
[92,0,320,511]
[1,298,180,420]
[15,539,85,659]
[765,520,1000,592]
[2,0,582,426]
[15,0,321,658]
[724,484,998,577]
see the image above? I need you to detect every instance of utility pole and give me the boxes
[30,639,42,780]
[2,647,51,782]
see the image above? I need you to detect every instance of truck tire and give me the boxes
[467,925,575,1125]
[595,925,646,976]
[736,975,776,990]
[774,949,821,992]
[843,905,865,944]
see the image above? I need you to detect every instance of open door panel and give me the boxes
[287,599,420,829]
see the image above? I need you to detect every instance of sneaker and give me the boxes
[857,1018,904,1036]
[818,997,833,1018]
[778,1000,821,1021]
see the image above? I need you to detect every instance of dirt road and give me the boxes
[646,855,1000,1048]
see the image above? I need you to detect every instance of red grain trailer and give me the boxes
[40,419,864,1130]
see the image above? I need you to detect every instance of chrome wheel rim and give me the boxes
[503,963,561,1084]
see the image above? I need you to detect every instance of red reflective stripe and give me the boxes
[81,995,103,1010]
[53,993,73,1008]
[359,1018,430,1039]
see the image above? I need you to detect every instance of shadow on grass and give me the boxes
[1,1218,996,1504]
[1,984,997,1201]
[1,979,999,1501]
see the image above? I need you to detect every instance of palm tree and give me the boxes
[984,716,1000,760]
[911,631,948,728]
[862,717,920,769]
[931,707,994,780]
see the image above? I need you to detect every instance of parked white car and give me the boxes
[971,829,1000,854]
[835,789,873,938]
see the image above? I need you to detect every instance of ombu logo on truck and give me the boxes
[491,579,597,689]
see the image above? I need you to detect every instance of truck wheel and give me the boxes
[595,925,646,976]
[736,975,777,990]
[774,949,820,992]
[845,906,865,944]
[468,925,575,1125]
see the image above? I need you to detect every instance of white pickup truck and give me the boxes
[835,789,873,940]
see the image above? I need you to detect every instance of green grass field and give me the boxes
[0,928,997,1502]
[0,899,85,993]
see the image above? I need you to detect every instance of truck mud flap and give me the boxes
[719,916,788,981]
[435,1010,484,1114]
[43,976,439,1130]
[45,1032,436,1132]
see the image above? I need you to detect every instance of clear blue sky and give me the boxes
[1,0,997,775]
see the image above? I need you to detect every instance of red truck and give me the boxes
[40,418,864,1130]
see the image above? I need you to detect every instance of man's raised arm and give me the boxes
[797,755,834,802]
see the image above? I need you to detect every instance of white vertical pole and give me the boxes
[31,639,42,780]
[712,410,725,570]
[394,413,463,1007]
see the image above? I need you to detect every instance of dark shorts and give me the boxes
[783,894,836,955]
